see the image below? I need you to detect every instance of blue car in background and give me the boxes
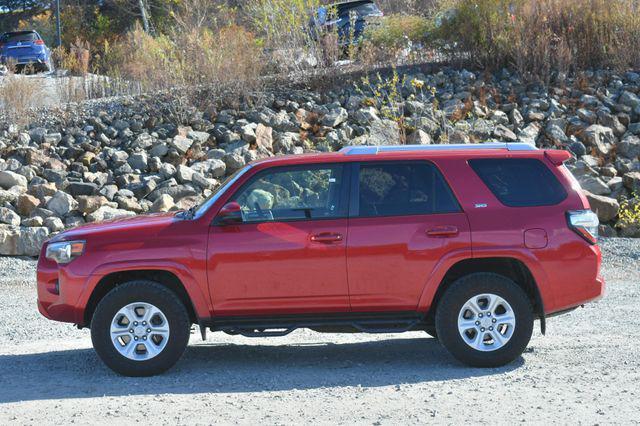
[0,30,53,73]
[311,0,383,49]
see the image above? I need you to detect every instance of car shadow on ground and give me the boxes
[0,336,523,403]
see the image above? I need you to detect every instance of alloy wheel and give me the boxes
[457,293,516,352]
[110,302,170,361]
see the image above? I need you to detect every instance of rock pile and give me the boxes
[1,67,639,255]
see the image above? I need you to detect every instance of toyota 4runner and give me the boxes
[37,143,604,376]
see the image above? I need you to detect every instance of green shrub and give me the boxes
[618,194,640,227]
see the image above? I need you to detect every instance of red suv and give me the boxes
[37,143,604,376]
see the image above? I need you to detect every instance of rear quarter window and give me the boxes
[469,158,567,207]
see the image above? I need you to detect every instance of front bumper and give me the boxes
[36,255,88,324]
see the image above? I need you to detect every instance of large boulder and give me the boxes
[0,189,17,204]
[0,207,21,226]
[545,123,568,145]
[176,165,195,183]
[584,192,620,222]
[580,125,616,155]
[577,175,611,195]
[368,119,401,145]
[255,124,273,152]
[223,152,246,172]
[128,152,149,171]
[623,171,640,191]
[46,191,79,216]
[86,206,136,223]
[43,217,65,232]
[77,195,108,214]
[322,107,348,127]
[0,171,27,189]
[0,225,49,256]
[65,182,98,197]
[170,135,193,154]
[617,135,640,159]
[16,194,40,216]
[151,194,174,213]
[191,159,226,178]
[407,129,432,145]
[619,91,640,109]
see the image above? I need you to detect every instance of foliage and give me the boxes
[359,14,433,65]
[248,0,318,46]
[102,21,264,94]
[375,0,442,16]
[354,68,438,143]
[366,14,432,48]
[618,194,640,227]
[431,0,640,81]
[247,0,329,71]
[17,11,56,45]
[52,40,91,75]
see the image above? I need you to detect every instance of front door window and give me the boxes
[232,165,346,222]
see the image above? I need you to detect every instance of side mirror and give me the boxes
[214,202,243,225]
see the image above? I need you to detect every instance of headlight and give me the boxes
[45,241,85,264]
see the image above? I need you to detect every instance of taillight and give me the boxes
[567,210,599,244]
[34,39,44,45]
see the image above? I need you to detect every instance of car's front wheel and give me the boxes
[435,273,534,368]
[91,280,191,376]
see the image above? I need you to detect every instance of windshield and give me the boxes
[193,164,252,219]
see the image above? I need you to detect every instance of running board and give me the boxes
[201,311,427,337]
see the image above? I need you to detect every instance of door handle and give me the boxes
[310,233,343,243]
[426,226,459,238]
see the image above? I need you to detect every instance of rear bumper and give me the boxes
[544,243,605,315]
[544,275,605,319]
[0,56,49,68]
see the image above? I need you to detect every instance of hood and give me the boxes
[51,212,179,242]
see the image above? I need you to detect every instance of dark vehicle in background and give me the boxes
[0,30,53,73]
[310,0,384,49]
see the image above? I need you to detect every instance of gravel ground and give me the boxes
[0,239,638,425]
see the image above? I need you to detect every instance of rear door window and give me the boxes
[355,162,461,217]
[469,158,567,207]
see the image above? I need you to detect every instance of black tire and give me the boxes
[91,280,191,377]
[435,273,534,368]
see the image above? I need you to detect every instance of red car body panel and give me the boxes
[346,212,471,311]
[207,219,350,315]
[37,147,605,327]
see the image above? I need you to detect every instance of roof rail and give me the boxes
[339,142,537,156]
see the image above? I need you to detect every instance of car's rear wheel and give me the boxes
[91,280,190,376]
[435,273,534,368]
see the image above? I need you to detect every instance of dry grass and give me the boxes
[52,40,91,76]
[433,0,640,82]
[103,19,264,96]
[248,0,330,72]
[0,73,43,124]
